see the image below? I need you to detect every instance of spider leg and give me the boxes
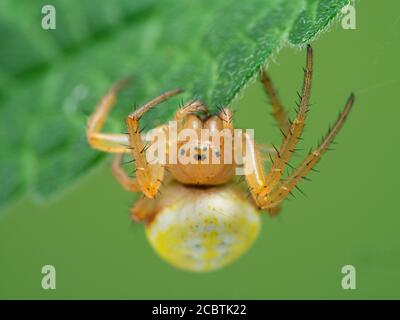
[258,45,313,198]
[126,88,183,198]
[243,93,354,209]
[175,100,208,129]
[112,124,170,193]
[87,78,132,153]
[266,206,282,217]
[218,107,233,130]
[260,67,290,134]
[258,144,277,162]
[111,153,140,192]
[241,46,313,204]
[262,93,355,208]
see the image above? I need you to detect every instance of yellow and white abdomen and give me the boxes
[140,182,261,272]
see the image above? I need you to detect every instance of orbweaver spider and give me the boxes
[87,45,355,272]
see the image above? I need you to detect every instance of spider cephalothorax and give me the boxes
[87,45,355,271]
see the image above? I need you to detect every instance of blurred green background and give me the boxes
[1,0,400,299]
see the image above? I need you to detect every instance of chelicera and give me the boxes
[86,45,355,271]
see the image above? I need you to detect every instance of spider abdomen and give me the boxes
[143,183,261,272]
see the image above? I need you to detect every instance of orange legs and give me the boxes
[86,80,179,197]
[86,78,131,153]
[88,45,354,208]
[260,67,290,134]
[244,45,355,209]
[111,153,140,192]
[263,94,354,207]
[125,89,183,198]
[175,100,208,130]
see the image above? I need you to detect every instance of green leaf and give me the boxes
[0,0,349,208]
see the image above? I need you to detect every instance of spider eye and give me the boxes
[180,148,185,156]
[202,146,207,151]
[194,154,206,161]
[215,150,221,158]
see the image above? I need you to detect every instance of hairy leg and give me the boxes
[126,89,183,198]
[87,78,132,153]
[259,45,313,198]
[260,69,290,134]
[244,93,354,209]
[111,153,140,192]
[218,107,234,131]
[262,94,355,208]
[175,100,208,130]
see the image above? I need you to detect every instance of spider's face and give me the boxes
[167,114,236,185]
[179,140,222,165]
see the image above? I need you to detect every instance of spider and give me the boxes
[87,45,355,272]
